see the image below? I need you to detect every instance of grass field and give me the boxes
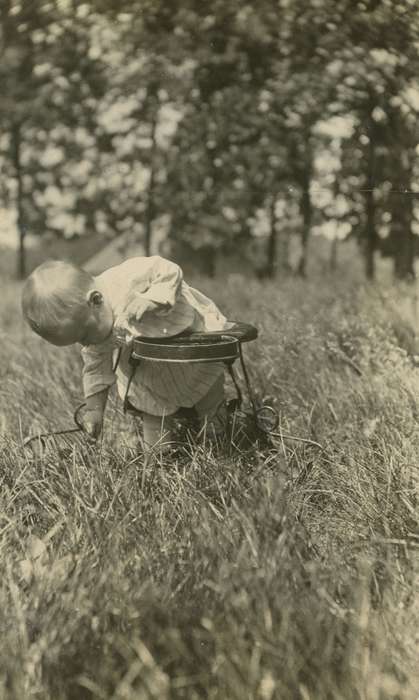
[0,269,418,699]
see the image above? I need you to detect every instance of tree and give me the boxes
[333,0,419,279]
[6,0,416,282]
[0,0,107,277]
[93,1,289,273]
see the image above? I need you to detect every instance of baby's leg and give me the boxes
[194,374,227,440]
[142,412,175,457]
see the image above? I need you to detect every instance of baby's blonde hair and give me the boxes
[21,260,94,339]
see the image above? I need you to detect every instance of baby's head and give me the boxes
[21,260,113,346]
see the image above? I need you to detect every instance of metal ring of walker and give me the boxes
[255,405,280,433]
[23,403,86,451]
[131,322,258,364]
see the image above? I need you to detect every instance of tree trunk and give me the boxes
[297,174,312,277]
[364,115,377,281]
[278,226,291,274]
[364,187,376,280]
[143,111,158,256]
[265,196,278,277]
[389,132,415,280]
[11,123,26,279]
[257,196,278,278]
[392,191,415,280]
[330,236,338,272]
[198,244,217,277]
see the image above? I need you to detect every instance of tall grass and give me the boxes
[0,272,418,699]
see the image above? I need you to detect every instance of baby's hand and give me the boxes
[123,295,164,323]
[82,409,104,439]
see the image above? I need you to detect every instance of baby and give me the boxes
[21,255,232,454]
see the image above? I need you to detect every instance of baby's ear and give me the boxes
[86,289,103,307]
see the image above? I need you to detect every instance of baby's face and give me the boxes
[46,293,114,347]
[79,295,114,346]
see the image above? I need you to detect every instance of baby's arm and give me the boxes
[83,388,109,438]
[141,256,183,309]
[123,256,183,323]
[81,345,116,437]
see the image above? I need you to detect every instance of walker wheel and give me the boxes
[74,403,87,431]
[255,405,279,433]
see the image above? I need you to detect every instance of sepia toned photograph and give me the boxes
[0,1,418,698]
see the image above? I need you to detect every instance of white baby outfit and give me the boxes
[81,256,231,416]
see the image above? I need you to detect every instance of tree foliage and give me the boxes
[1,0,419,279]
[0,0,110,276]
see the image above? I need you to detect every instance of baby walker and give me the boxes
[23,322,280,452]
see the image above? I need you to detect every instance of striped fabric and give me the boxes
[116,346,224,415]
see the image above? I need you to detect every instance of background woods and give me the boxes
[1,0,418,280]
